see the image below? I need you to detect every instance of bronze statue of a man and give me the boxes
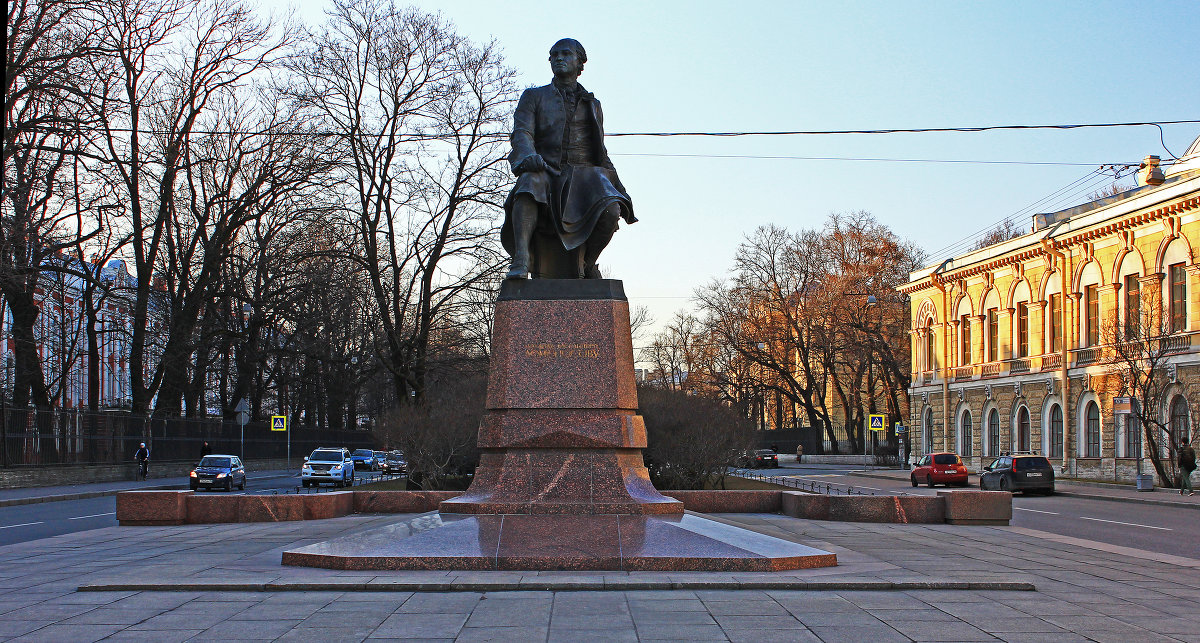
[502,38,636,280]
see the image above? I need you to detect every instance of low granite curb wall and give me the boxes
[117,489,1010,526]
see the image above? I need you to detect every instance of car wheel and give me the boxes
[190,484,198,491]
[999,477,1010,492]
[910,475,918,487]
[926,475,935,488]
[225,479,233,492]
[979,479,986,489]
[238,480,245,491]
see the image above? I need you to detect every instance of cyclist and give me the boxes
[135,442,150,480]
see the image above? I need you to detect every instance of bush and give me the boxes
[638,386,756,490]
[373,370,484,491]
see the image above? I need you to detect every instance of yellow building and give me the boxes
[900,137,1200,483]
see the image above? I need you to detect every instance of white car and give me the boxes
[301,448,355,487]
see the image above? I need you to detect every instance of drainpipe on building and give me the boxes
[1041,238,1071,471]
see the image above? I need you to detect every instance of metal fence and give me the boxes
[0,406,374,466]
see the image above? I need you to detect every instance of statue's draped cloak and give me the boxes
[502,81,635,254]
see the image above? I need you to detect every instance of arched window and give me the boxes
[1085,402,1100,457]
[1049,404,1063,457]
[925,318,936,371]
[960,409,973,457]
[1170,396,1189,444]
[1017,407,1031,452]
[987,409,999,456]
[923,407,934,454]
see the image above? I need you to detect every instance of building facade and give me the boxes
[900,139,1200,484]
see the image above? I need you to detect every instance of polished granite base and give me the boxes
[281,512,837,572]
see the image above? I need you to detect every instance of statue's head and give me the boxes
[549,38,586,78]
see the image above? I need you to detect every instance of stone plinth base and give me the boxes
[281,512,836,572]
[440,449,682,515]
[938,490,1012,525]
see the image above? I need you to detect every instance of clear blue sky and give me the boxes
[266,0,1200,339]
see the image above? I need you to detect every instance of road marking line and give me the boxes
[69,512,115,520]
[1014,508,1059,515]
[1080,516,1171,531]
[855,486,882,491]
[0,522,43,530]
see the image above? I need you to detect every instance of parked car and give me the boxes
[980,454,1055,494]
[351,449,378,471]
[190,455,246,492]
[302,448,355,487]
[910,452,969,487]
[739,449,779,469]
[380,451,408,476]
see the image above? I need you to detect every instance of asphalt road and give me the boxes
[762,464,1200,560]
[0,469,386,546]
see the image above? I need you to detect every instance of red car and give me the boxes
[911,452,969,487]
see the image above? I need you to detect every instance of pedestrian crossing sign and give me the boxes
[868,414,886,431]
[271,415,287,432]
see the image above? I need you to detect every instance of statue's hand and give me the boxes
[515,154,548,174]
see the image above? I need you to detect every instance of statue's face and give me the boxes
[549,44,582,78]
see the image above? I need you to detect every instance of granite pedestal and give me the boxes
[284,280,835,571]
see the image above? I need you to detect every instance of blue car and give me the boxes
[190,455,246,491]
[351,449,378,471]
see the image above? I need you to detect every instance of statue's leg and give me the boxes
[507,194,538,279]
[580,204,621,279]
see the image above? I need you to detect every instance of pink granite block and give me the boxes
[479,409,646,449]
[661,490,782,513]
[185,493,241,524]
[116,490,191,525]
[937,490,1012,525]
[234,495,306,522]
[352,491,459,514]
[485,298,637,411]
[782,492,830,520]
[302,491,354,520]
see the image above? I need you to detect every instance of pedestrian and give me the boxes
[134,442,150,481]
[795,443,803,464]
[1179,438,1196,496]
[200,441,212,459]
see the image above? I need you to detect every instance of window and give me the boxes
[1049,293,1062,353]
[1170,263,1187,333]
[925,318,936,371]
[1049,404,1063,458]
[1017,407,1031,452]
[988,409,999,456]
[960,314,971,366]
[986,308,998,362]
[1016,302,1028,357]
[1085,401,1100,458]
[1124,274,1140,339]
[1085,284,1099,347]
[1125,407,1141,458]
[1170,396,1189,444]
[960,410,973,457]
[933,454,961,465]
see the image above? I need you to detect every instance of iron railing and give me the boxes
[0,406,373,467]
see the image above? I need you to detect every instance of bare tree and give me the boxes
[970,218,1024,251]
[285,0,514,404]
[1101,286,1189,487]
[2,0,101,407]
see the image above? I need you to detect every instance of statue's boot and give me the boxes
[507,200,537,279]
[580,207,619,279]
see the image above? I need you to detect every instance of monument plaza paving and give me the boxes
[0,511,1197,641]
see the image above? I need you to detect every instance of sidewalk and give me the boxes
[0,469,300,508]
[0,508,1197,641]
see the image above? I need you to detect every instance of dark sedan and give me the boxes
[980,454,1055,494]
[190,455,246,492]
[380,452,408,476]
